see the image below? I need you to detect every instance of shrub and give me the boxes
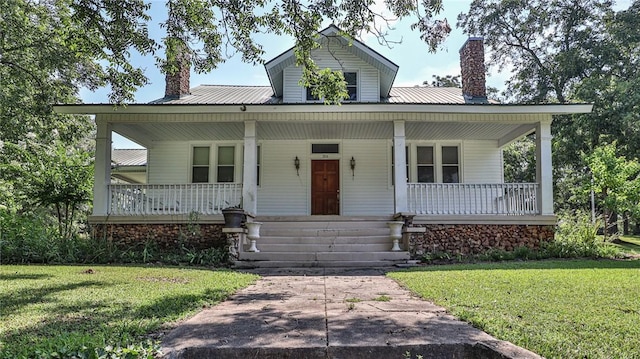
[543,211,622,259]
[0,210,229,267]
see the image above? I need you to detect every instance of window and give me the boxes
[306,72,357,101]
[217,146,235,182]
[417,146,435,183]
[312,143,339,154]
[192,146,210,183]
[256,145,261,186]
[344,72,357,101]
[442,146,459,183]
[402,144,460,183]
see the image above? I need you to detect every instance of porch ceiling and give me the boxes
[113,121,530,145]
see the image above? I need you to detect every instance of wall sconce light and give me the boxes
[350,156,356,177]
[294,156,300,176]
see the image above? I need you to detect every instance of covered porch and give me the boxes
[80,103,580,219]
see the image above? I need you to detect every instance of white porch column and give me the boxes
[536,119,554,215]
[393,120,408,213]
[242,120,258,215]
[93,120,112,215]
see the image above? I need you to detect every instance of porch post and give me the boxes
[242,120,258,215]
[536,119,553,215]
[93,120,112,216]
[393,120,408,213]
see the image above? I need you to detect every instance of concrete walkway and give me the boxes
[161,268,541,359]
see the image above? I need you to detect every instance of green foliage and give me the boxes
[157,0,453,105]
[373,295,392,302]
[1,139,93,240]
[0,210,58,263]
[0,265,258,359]
[545,211,621,258]
[503,135,536,183]
[0,209,229,266]
[584,143,640,236]
[390,260,640,359]
[424,74,461,88]
[419,211,626,264]
[459,0,640,217]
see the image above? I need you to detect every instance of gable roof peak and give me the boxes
[264,25,399,99]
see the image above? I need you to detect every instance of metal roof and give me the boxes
[111,149,147,166]
[151,85,281,105]
[149,85,486,105]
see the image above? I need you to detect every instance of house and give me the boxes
[111,149,147,184]
[54,26,591,266]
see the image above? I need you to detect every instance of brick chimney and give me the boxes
[459,37,487,102]
[164,51,191,99]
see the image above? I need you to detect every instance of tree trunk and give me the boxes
[623,211,630,235]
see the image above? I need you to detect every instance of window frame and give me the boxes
[191,145,211,183]
[216,145,236,183]
[392,142,462,184]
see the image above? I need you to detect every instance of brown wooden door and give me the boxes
[311,160,340,215]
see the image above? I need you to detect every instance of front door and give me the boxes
[311,160,340,215]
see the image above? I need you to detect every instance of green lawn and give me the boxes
[390,260,640,359]
[0,265,258,358]
[613,235,640,255]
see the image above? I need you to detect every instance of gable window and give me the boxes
[192,146,210,183]
[442,146,459,183]
[217,146,235,182]
[344,72,357,101]
[306,72,357,101]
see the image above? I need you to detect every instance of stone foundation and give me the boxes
[409,224,555,257]
[91,223,226,250]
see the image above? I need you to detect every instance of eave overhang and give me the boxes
[54,103,593,116]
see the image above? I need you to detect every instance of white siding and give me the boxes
[341,141,394,215]
[462,140,503,183]
[283,67,304,103]
[147,142,189,184]
[282,46,380,103]
[257,141,309,215]
[145,139,504,216]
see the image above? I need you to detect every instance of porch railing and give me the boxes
[108,183,242,216]
[407,183,539,215]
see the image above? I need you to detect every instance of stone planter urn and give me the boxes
[388,221,404,251]
[222,207,245,228]
[245,221,262,252]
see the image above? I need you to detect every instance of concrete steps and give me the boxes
[234,217,410,268]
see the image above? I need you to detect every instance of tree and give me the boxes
[457,0,612,104]
[159,0,453,105]
[1,138,93,240]
[585,142,640,240]
[458,0,640,214]
[424,74,461,88]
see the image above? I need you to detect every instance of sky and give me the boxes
[80,0,627,149]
